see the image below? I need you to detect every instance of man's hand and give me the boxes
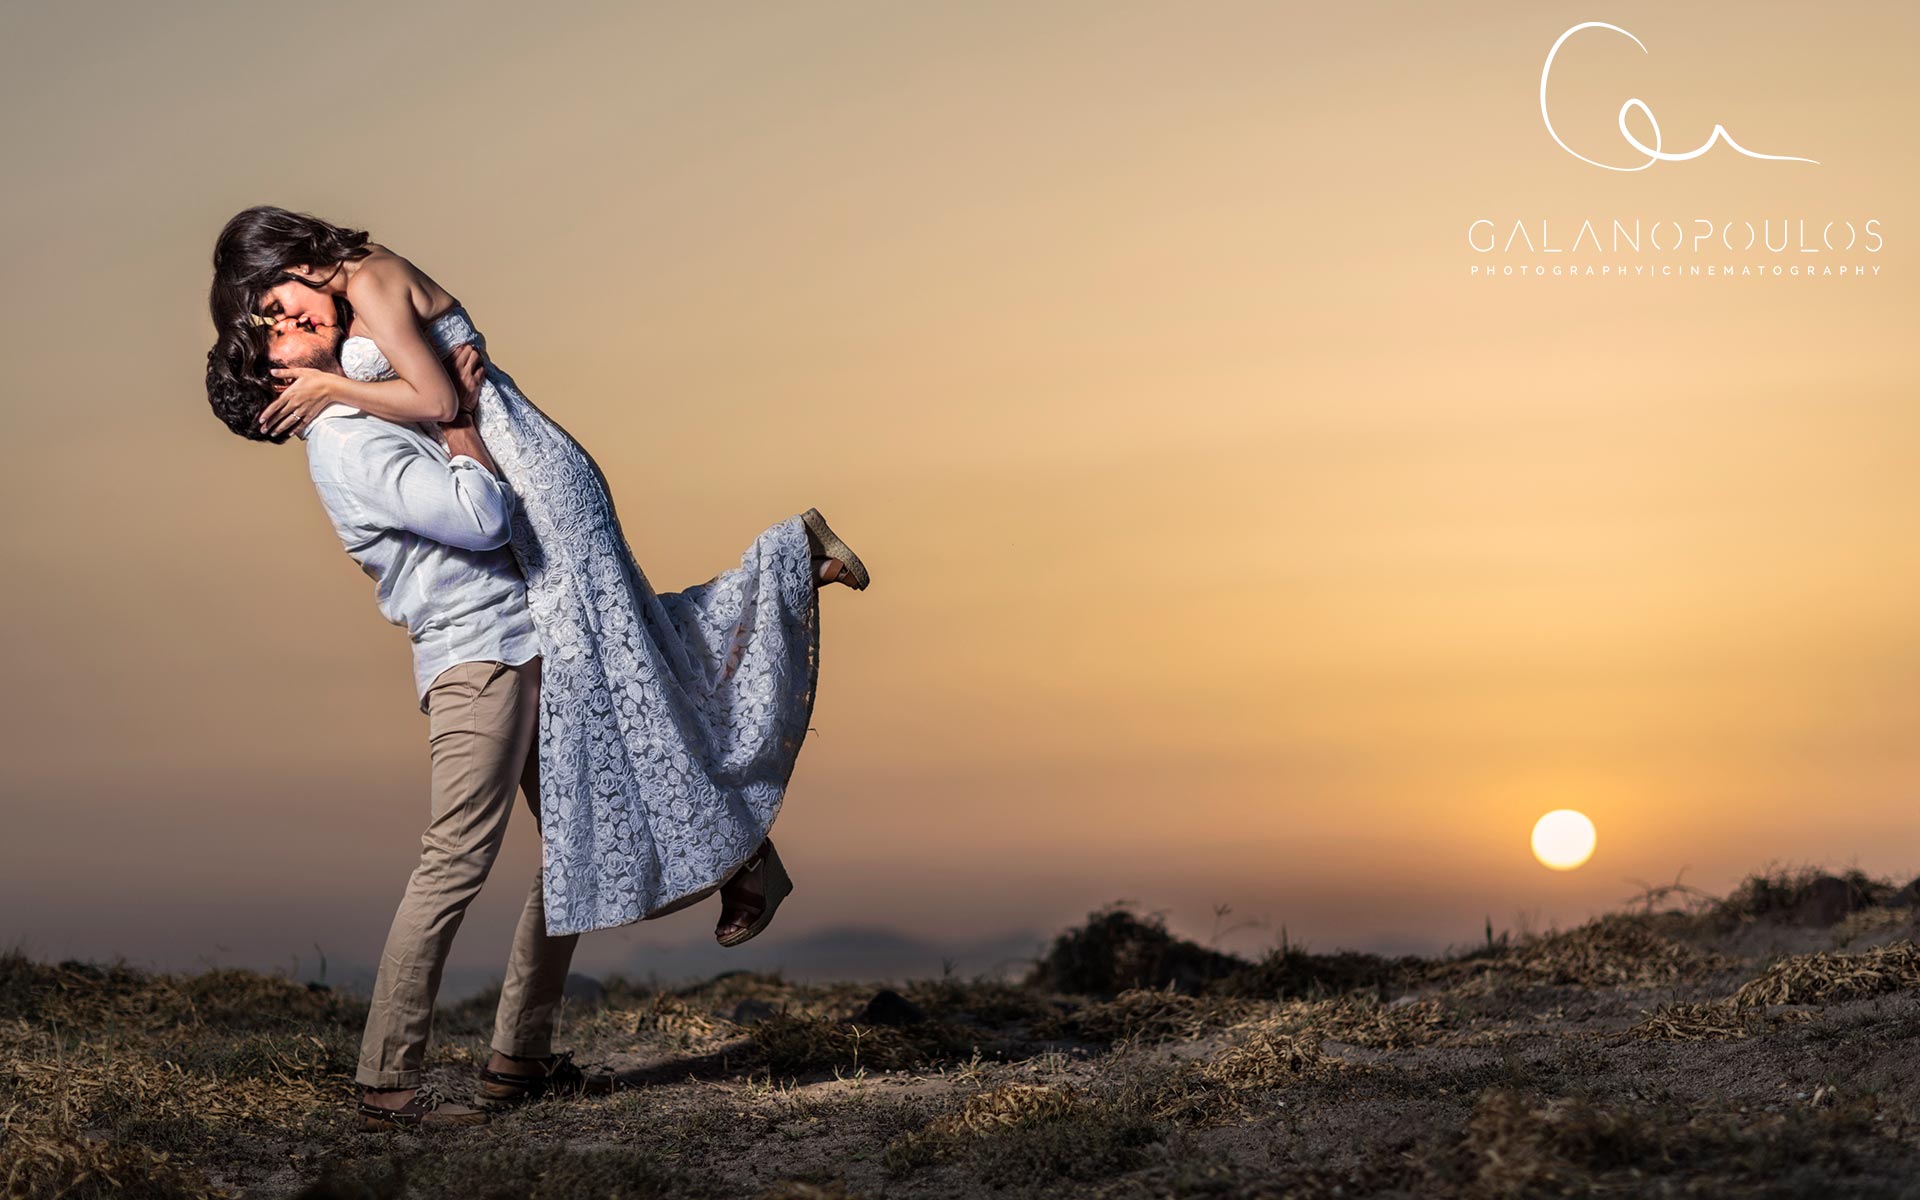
[444,344,487,424]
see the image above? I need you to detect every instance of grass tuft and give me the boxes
[1024,904,1247,997]
[1731,939,1920,1009]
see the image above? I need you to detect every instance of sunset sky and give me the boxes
[2,1,1916,988]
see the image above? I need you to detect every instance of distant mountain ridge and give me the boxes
[616,923,1052,990]
[311,924,1053,1002]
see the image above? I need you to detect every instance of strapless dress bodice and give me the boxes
[340,305,482,383]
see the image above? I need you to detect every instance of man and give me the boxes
[241,306,612,1128]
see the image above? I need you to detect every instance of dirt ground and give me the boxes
[6,863,1920,1199]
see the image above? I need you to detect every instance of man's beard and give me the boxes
[286,346,341,372]
[278,325,345,374]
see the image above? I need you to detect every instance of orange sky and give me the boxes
[2,2,1916,983]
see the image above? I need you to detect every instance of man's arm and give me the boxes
[442,418,497,476]
[315,421,514,552]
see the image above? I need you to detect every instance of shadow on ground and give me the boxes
[6,860,1920,1198]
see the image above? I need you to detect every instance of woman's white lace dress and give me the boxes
[341,306,821,936]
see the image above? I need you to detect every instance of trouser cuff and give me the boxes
[491,1036,554,1060]
[355,1068,423,1089]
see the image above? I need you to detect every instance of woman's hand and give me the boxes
[259,367,339,438]
[446,343,487,420]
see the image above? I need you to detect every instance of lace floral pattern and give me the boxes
[341,308,820,935]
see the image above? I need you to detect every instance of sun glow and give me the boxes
[1531,809,1597,870]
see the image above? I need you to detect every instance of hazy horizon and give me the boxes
[4,2,1917,988]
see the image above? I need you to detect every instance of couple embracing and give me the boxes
[204,206,871,1128]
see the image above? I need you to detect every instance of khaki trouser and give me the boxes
[355,657,579,1088]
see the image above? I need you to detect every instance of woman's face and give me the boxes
[255,278,336,330]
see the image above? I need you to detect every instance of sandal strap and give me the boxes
[718,849,767,918]
[719,888,768,921]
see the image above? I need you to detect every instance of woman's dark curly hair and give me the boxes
[205,206,371,442]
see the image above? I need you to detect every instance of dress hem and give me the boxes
[539,535,824,938]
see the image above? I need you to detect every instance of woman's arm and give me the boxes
[440,344,499,475]
[337,260,462,420]
[259,258,461,436]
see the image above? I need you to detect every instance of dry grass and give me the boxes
[1029,985,1264,1047]
[1275,993,1454,1049]
[1833,904,1916,947]
[1,957,353,1033]
[1027,985,1451,1055]
[1023,904,1246,998]
[0,954,360,1200]
[897,978,1057,1027]
[900,1080,1090,1144]
[1416,1085,1901,1198]
[622,993,737,1044]
[1424,911,1734,992]
[2,1135,216,1200]
[1193,1024,1329,1094]
[1455,1087,1655,1197]
[8,863,1920,1198]
[1618,999,1817,1042]
[745,1011,981,1074]
[1730,939,1920,1009]
[1211,944,1421,1002]
[750,1184,868,1200]
[1127,1019,1339,1128]
[880,1080,1164,1185]
[1700,862,1895,930]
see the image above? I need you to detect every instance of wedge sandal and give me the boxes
[716,838,795,947]
[800,507,871,590]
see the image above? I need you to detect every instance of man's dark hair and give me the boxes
[205,205,369,443]
[204,295,348,443]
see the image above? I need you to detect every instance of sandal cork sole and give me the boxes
[800,508,870,590]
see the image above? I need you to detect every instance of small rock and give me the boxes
[562,973,607,1009]
[732,998,779,1025]
[857,988,927,1026]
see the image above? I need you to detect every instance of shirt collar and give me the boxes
[295,402,362,440]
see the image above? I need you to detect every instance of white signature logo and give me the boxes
[1541,21,1818,171]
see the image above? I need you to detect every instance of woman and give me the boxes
[205,206,871,943]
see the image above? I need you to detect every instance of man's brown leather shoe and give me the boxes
[477,1049,618,1107]
[357,1082,490,1130]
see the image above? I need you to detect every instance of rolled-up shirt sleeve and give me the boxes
[321,424,514,551]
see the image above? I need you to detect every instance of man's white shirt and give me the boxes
[299,403,540,709]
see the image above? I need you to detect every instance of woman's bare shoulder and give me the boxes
[347,246,458,315]
[349,246,427,292]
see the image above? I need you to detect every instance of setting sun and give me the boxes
[1531,810,1597,871]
